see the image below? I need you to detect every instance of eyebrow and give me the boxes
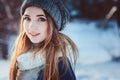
[23,14,30,17]
[23,14,46,17]
[36,15,46,17]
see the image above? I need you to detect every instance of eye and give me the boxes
[23,17,31,21]
[38,17,47,22]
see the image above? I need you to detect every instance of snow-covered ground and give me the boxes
[76,61,120,80]
[0,60,9,80]
[63,19,120,65]
[0,19,120,80]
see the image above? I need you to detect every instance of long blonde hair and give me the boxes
[9,10,78,80]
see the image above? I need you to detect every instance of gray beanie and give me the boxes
[20,0,70,31]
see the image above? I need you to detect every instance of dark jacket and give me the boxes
[37,58,76,80]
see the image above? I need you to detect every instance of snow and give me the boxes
[0,19,120,80]
[63,20,120,65]
[0,60,9,80]
[76,61,120,80]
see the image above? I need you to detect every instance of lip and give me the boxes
[29,32,40,37]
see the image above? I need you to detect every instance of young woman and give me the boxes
[9,0,78,80]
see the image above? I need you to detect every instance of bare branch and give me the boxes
[1,0,14,20]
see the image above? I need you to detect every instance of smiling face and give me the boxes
[23,6,48,44]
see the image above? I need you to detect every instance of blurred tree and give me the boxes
[113,0,120,30]
[0,0,22,59]
[63,0,116,19]
[79,0,116,19]
[0,0,22,33]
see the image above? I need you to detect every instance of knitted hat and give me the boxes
[20,0,70,31]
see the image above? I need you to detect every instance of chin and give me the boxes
[30,40,42,44]
[29,37,45,44]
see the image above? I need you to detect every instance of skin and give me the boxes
[23,6,48,43]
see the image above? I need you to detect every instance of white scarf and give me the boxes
[17,51,45,70]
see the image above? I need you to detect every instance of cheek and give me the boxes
[40,23,48,33]
[41,24,49,38]
[23,22,29,33]
[43,24,48,35]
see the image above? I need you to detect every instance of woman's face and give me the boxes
[23,6,48,43]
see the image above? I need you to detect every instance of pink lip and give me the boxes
[29,32,40,37]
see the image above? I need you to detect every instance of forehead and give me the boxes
[24,6,45,15]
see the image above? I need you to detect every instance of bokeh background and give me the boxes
[0,0,120,80]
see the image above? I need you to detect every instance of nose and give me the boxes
[28,21,37,31]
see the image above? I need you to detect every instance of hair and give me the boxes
[9,9,78,80]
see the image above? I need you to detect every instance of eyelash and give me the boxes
[38,18,47,22]
[23,17,31,21]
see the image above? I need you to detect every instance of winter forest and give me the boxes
[0,0,120,80]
